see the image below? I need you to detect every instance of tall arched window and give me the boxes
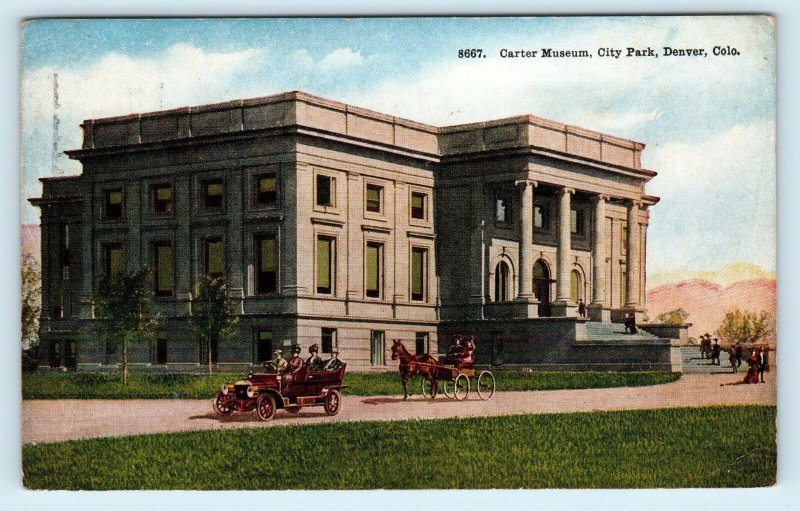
[494,261,510,302]
[570,269,583,303]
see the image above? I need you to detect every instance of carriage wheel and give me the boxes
[442,379,455,399]
[421,378,435,398]
[453,374,470,401]
[477,371,496,400]
[212,394,234,415]
[256,394,276,421]
[324,390,342,416]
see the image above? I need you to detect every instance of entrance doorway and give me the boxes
[533,260,552,317]
[49,340,77,369]
[370,330,385,365]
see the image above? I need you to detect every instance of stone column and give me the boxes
[512,179,539,318]
[588,194,610,322]
[552,187,576,316]
[625,200,641,310]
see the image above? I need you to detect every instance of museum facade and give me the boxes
[31,91,678,372]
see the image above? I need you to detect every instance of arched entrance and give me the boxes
[494,261,511,302]
[533,260,552,317]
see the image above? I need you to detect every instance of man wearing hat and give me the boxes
[323,349,343,371]
[266,349,288,373]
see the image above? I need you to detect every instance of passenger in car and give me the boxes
[306,343,322,371]
[323,349,343,371]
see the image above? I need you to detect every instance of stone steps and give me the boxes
[585,321,661,342]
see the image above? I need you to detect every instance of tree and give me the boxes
[190,276,240,374]
[21,254,41,351]
[94,268,156,385]
[717,308,774,345]
[656,308,689,325]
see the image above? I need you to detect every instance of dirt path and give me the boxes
[22,372,776,445]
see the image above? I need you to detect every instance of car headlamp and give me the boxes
[247,386,256,398]
[221,384,229,395]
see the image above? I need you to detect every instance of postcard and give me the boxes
[20,16,776,490]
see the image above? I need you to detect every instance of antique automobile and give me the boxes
[213,363,347,421]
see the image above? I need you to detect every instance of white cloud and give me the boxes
[318,47,364,71]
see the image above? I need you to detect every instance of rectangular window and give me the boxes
[256,174,278,206]
[255,235,278,294]
[321,328,337,354]
[621,224,628,254]
[366,184,382,213]
[153,241,174,297]
[411,247,427,302]
[152,184,173,214]
[621,268,628,305]
[535,205,549,229]
[411,192,427,220]
[370,330,385,365]
[155,331,168,364]
[256,330,273,363]
[316,174,335,207]
[365,242,382,298]
[104,242,124,277]
[204,238,224,279]
[203,179,224,209]
[415,332,429,355]
[316,236,335,294]
[495,198,509,223]
[105,189,123,220]
[571,209,585,235]
[60,224,70,280]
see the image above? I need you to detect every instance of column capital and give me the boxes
[514,179,538,189]
[559,186,576,196]
[626,198,643,208]
[592,193,610,203]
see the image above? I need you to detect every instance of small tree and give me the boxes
[717,308,774,345]
[190,276,240,375]
[656,308,689,325]
[21,254,41,351]
[94,268,156,385]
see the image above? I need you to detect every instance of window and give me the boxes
[255,235,278,294]
[255,330,273,363]
[621,223,628,254]
[571,208,585,235]
[411,192,427,220]
[366,184,382,213]
[370,330,385,365]
[494,261,510,302]
[535,205,549,230]
[155,331,168,364]
[570,269,583,302]
[152,184,173,214]
[203,179,224,209]
[411,247,427,302]
[256,174,278,206]
[316,236,335,294]
[105,189,123,220]
[620,268,628,305]
[204,238,224,279]
[321,328,337,354]
[104,242,124,277]
[415,332,429,355]
[52,303,63,319]
[365,242,383,298]
[153,241,174,297]
[316,174,335,207]
[495,198,510,224]
[59,224,70,280]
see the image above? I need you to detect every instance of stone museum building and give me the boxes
[31,91,681,372]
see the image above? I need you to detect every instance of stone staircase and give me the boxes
[585,321,661,343]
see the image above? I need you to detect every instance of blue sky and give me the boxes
[20,16,776,275]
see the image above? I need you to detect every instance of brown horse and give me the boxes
[391,339,439,400]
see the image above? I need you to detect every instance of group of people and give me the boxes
[439,334,476,368]
[694,332,771,385]
[264,343,343,375]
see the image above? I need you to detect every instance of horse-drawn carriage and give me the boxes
[391,336,495,401]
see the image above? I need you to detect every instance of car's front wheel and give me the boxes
[212,394,234,415]
[256,394,277,421]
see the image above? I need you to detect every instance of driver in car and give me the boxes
[264,349,288,373]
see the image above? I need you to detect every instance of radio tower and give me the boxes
[51,72,63,176]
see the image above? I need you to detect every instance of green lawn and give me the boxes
[22,405,775,489]
[21,370,680,399]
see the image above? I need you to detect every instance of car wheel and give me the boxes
[212,394,234,415]
[256,394,276,421]
[323,389,341,416]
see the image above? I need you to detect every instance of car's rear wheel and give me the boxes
[324,389,341,416]
[212,394,234,415]
[256,394,276,421]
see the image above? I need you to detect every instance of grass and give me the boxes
[22,405,776,489]
[22,370,680,399]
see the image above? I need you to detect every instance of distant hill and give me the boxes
[646,278,776,341]
[648,262,775,289]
